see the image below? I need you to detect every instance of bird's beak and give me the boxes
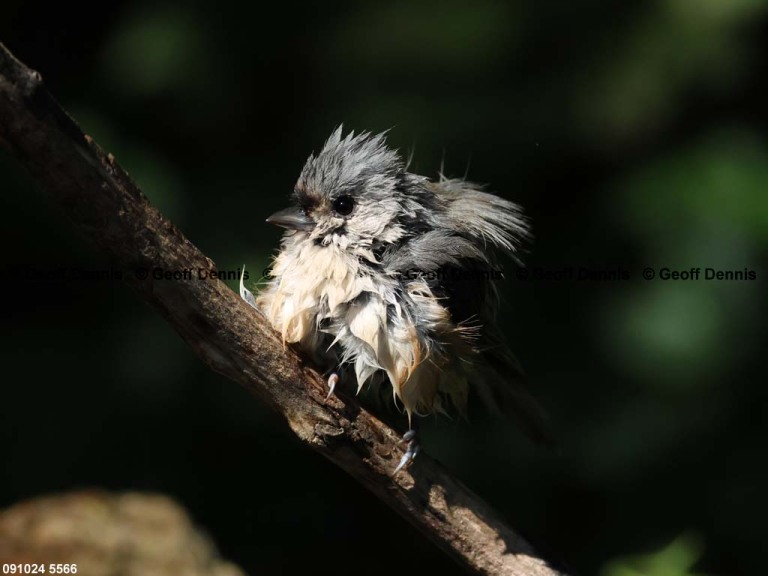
[266,207,315,231]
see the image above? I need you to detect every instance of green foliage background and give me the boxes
[2,1,766,574]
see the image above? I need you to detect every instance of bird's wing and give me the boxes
[405,178,552,444]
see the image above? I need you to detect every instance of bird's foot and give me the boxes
[394,428,420,475]
[326,372,340,400]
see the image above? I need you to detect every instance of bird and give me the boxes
[249,126,549,473]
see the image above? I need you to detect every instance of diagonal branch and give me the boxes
[0,43,564,576]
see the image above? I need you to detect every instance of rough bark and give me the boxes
[0,43,565,576]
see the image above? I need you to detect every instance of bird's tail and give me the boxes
[473,337,554,447]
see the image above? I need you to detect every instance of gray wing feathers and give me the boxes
[431,178,529,254]
[385,229,487,272]
[426,178,552,444]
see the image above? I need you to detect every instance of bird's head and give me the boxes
[267,127,429,260]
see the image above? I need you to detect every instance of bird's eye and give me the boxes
[332,195,355,216]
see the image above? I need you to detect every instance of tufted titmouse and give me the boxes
[248,127,549,473]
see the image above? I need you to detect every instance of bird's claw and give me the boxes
[326,373,339,400]
[239,265,258,309]
[394,428,420,475]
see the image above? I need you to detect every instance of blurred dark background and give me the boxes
[2,1,767,575]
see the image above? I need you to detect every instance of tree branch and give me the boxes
[0,43,564,576]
